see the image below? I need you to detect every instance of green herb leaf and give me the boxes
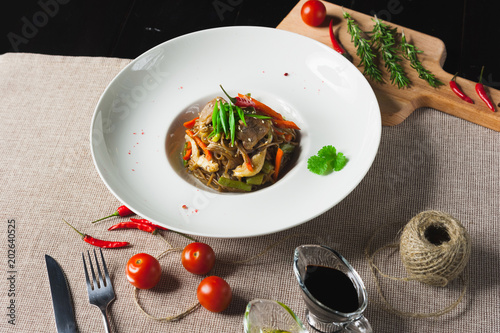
[400,30,444,88]
[343,10,383,83]
[307,145,348,175]
[333,152,347,171]
[307,155,330,175]
[318,145,336,161]
[371,17,410,89]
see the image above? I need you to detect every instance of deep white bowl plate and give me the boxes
[90,26,381,238]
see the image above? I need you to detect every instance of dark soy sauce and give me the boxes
[304,265,359,313]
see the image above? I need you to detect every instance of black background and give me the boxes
[2,0,499,87]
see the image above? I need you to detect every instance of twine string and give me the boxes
[133,247,201,322]
[365,211,470,318]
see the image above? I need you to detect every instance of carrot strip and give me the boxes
[183,117,199,128]
[186,129,212,161]
[182,149,192,160]
[272,119,301,130]
[237,93,284,120]
[274,147,284,181]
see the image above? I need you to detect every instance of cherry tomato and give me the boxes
[126,253,161,289]
[197,276,232,312]
[301,0,327,27]
[181,242,216,275]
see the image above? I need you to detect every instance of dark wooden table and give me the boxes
[2,0,499,87]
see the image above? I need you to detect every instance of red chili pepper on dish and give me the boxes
[475,66,495,112]
[449,73,473,104]
[328,19,346,56]
[91,205,134,224]
[63,219,129,248]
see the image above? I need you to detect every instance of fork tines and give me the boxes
[82,248,114,296]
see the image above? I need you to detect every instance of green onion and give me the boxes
[211,132,221,142]
[245,114,271,119]
[218,177,252,191]
[228,103,236,146]
[236,105,246,126]
[246,174,264,185]
[209,100,220,138]
[219,101,229,136]
[261,160,274,174]
[280,143,295,154]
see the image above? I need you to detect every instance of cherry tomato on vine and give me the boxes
[301,0,327,27]
[181,242,216,275]
[126,253,161,289]
[197,276,232,312]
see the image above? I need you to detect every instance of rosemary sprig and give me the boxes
[400,30,444,88]
[371,17,410,89]
[342,10,383,83]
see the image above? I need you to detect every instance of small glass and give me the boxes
[293,245,372,333]
[243,299,308,333]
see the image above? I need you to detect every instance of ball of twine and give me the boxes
[399,210,471,287]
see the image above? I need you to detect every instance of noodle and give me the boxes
[182,94,300,192]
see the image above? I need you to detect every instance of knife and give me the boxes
[45,255,78,333]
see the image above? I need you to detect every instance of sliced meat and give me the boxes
[198,97,226,126]
[236,117,271,150]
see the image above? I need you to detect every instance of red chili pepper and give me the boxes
[63,219,129,248]
[129,218,198,241]
[449,73,474,104]
[475,66,495,112]
[108,221,159,234]
[329,19,346,56]
[91,205,134,224]
[183,117,199,129]
[130,218,168,231]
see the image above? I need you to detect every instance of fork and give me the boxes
[82,248,115,333]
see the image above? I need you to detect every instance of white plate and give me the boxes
[90,26,381,238]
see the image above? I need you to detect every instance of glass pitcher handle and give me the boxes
[344,315,372,333]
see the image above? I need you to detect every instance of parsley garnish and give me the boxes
[307,145,347,175]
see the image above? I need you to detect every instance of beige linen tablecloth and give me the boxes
[1,53,499,332]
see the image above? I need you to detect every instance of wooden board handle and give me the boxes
[277,0,500,131]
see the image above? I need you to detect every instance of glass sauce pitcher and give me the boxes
[293,245,372,333]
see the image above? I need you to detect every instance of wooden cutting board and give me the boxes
[277,0,500,131]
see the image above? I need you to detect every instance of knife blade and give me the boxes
[45,255,77,333]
